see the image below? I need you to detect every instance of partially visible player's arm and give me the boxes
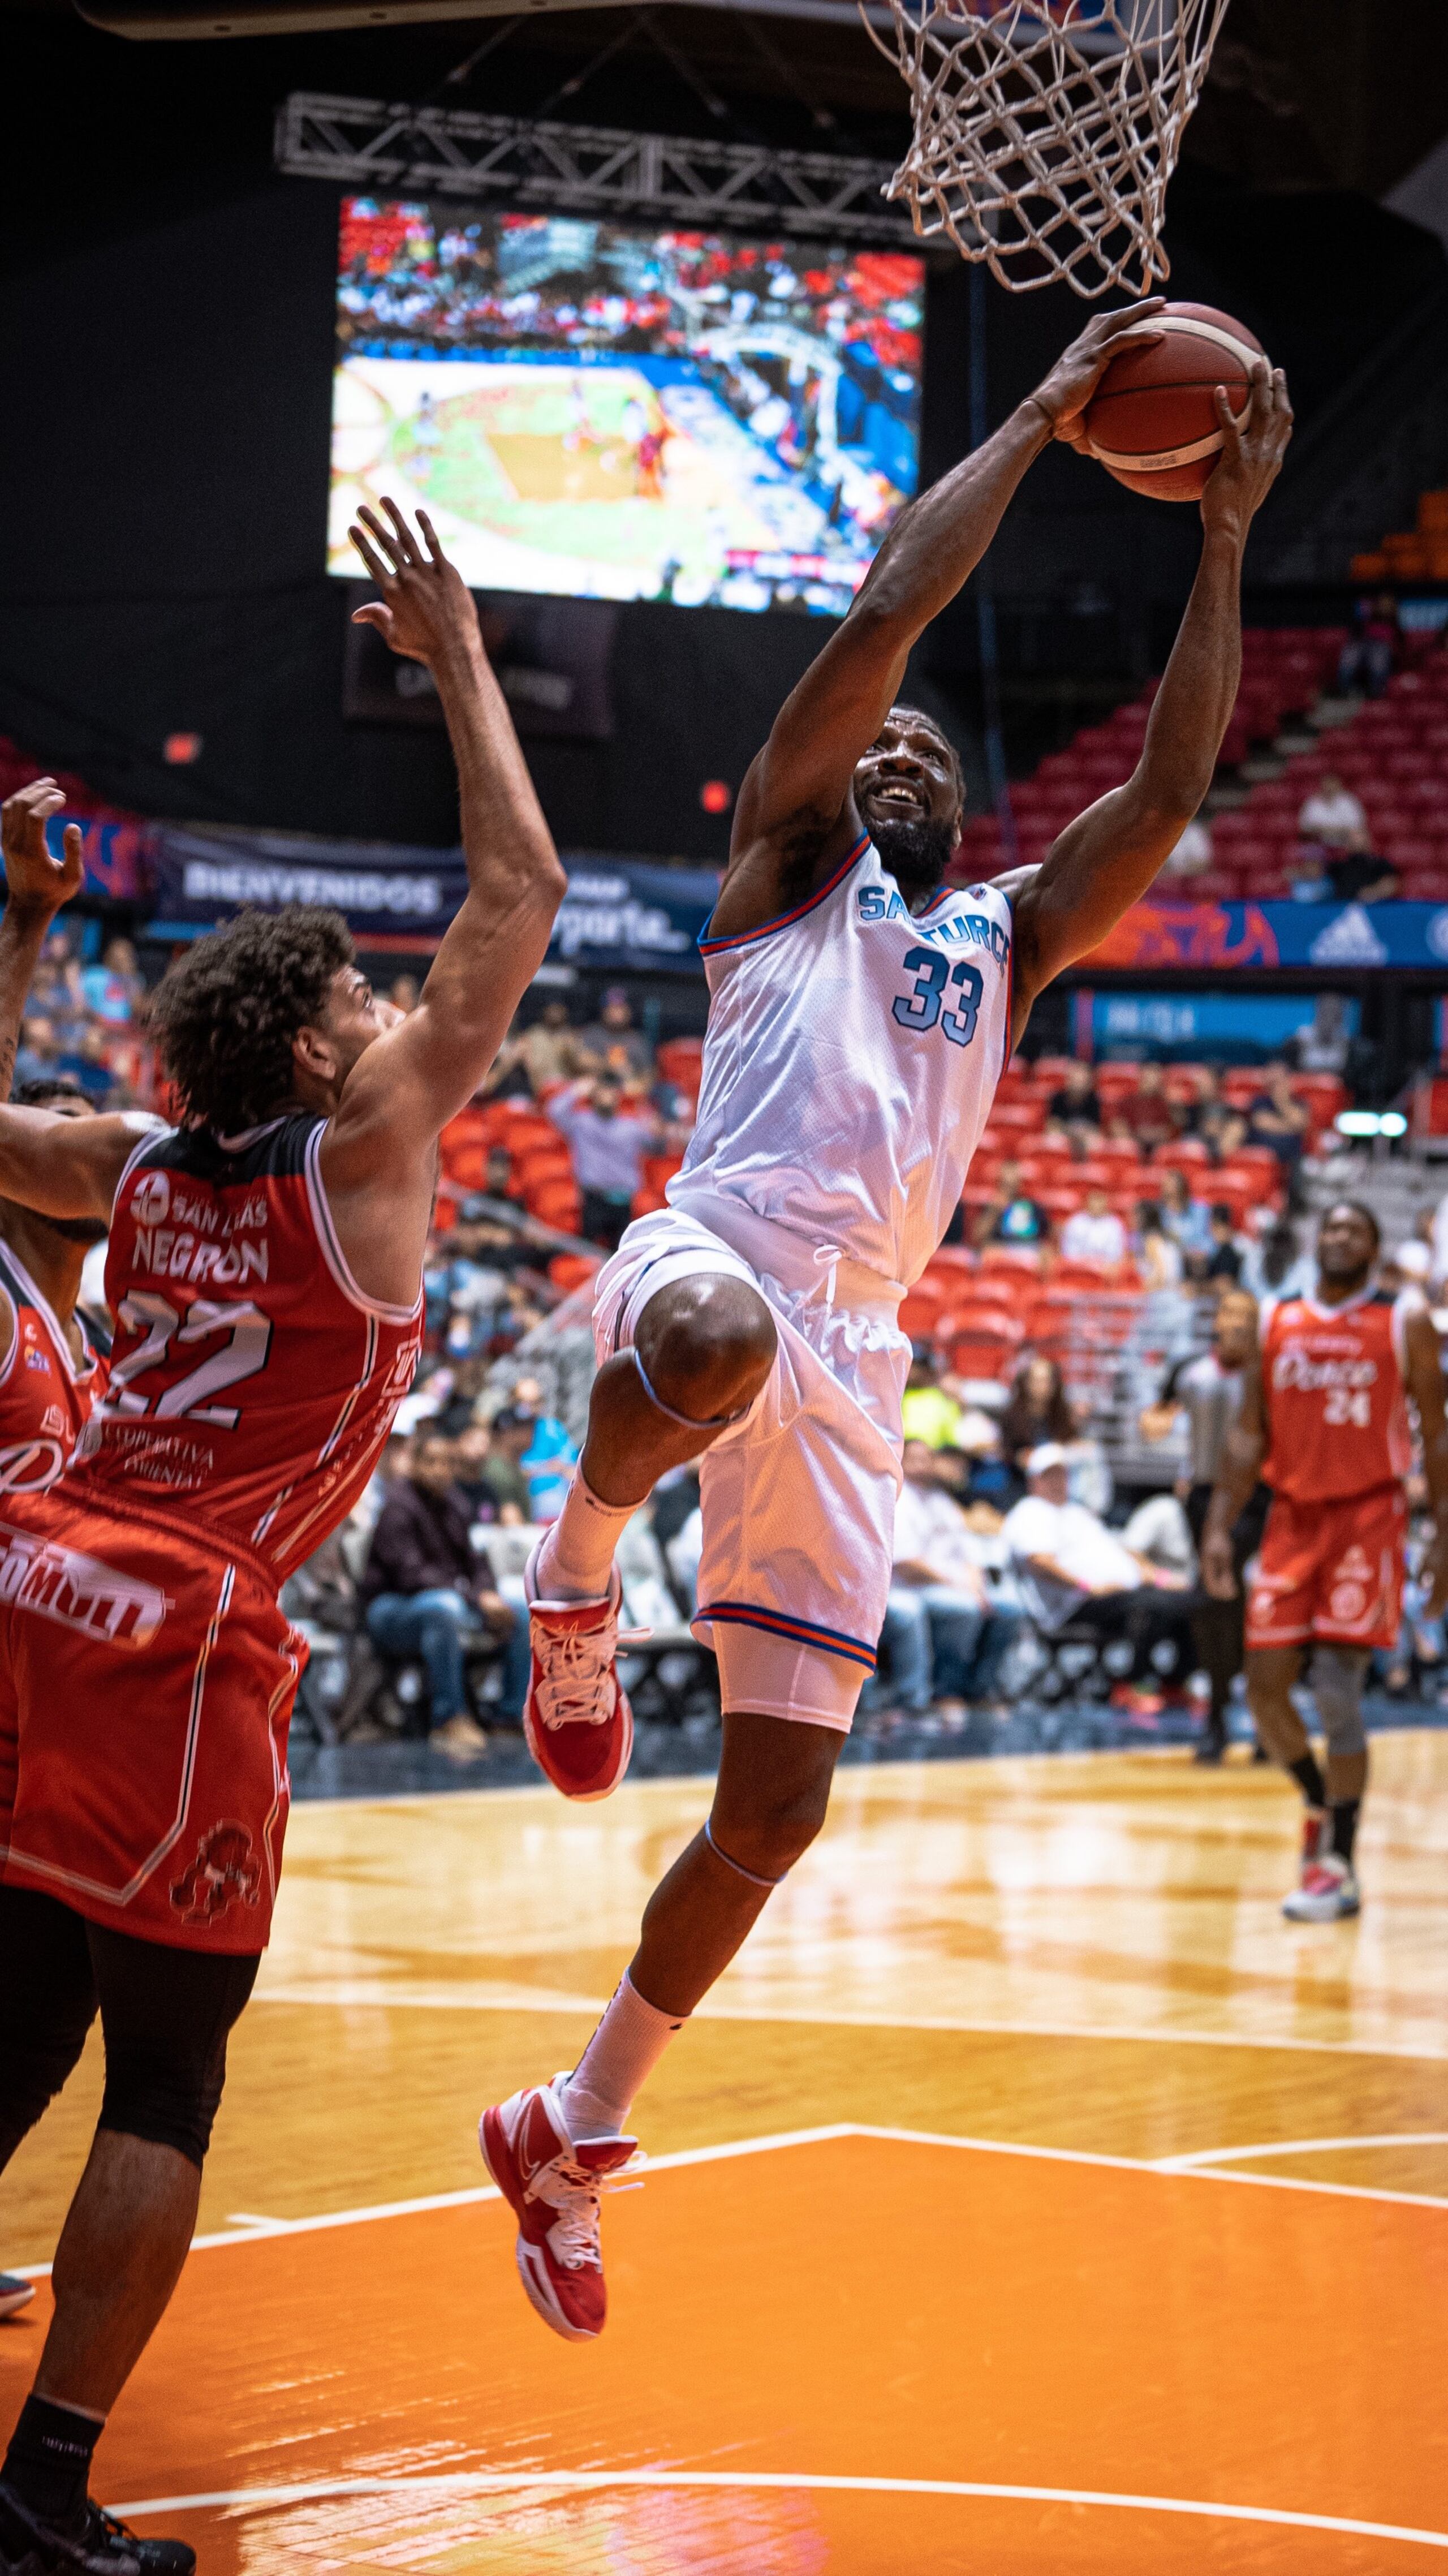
[1007,365,1294,1022]
[0,779,85,1099]
[0,1107,151,1222]
[321,502,567,1307]
[1200,1352,1268,1601]
[714,305,1165,940]
[1402,1308,1448,1616]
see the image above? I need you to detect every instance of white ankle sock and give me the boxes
[559,1972,687,2141]
[536,1473,637,1604]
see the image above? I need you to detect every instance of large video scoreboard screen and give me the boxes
[329,202,924,616]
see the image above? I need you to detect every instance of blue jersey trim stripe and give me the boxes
[697,835,870,957]
[697,1599,877,1671]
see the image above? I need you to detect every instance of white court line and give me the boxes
[106,2467,1448,2552]
[251,1988,1448,2066]
[11,2118,1445,2287]
[1159,2131,1448,2171]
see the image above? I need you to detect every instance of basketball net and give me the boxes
[869,0,1230,299]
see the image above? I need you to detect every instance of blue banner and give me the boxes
[150,829,719,966]
[1086,897,1448,973]
[152,825,471,940]
[548,855,719,974]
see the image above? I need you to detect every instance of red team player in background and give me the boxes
[0,506,566,2576]
[0,784,109,2340]
[1204,1201,1448,1922]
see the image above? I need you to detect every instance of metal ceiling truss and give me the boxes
[275,89,918,243]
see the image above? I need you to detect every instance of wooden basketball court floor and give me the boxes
[4,1732,1447,2570]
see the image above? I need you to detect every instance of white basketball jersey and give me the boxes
[670,831,1014,1289]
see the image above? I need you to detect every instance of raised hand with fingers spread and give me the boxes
[0,777,86,1103]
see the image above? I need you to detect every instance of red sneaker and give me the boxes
[480,2075,637,2342]
[523,1545,635,1801]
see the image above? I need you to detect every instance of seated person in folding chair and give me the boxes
[361,1429,528,1757]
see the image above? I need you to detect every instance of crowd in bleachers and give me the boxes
[958,606,1448,906]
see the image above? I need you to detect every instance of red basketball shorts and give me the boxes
[1245,1486,1407,1655]
[0,1488,304,1953]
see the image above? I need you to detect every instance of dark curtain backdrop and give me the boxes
[2,16,1441,858]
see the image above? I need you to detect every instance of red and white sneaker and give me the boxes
[522,1545,635,1801]
[1282,1852,1361,1922]
[480,2075,637,2342]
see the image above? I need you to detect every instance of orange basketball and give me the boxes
[1082,302,1266,502]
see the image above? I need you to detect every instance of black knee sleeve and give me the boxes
[0,1888,98,2171]
[89,1928,261,2171]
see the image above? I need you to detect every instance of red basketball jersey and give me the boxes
[0,1240,107,1496]
[1260,1288,1413,1506]
[67,1114,422,1581]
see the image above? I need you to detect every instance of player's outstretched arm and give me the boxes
[320,502,567,1305]
[714,305,1165,939]
[1006,365,1293,1020]
[1200,1351,1268,1601]
[1403,1309,1448,1616]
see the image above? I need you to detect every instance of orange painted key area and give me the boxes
[4,1742,1448,2569]
[6,2133,1447,2569]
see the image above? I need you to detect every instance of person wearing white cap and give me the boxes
[1001,1444,1191,1688]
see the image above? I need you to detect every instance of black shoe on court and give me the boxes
[0,2484,195,2575]
[0,2280,33,2323]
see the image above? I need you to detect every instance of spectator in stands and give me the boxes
[901,1348,964,1451]
[12,1015,57,1090]
[1110,1060,1179,1153]
[452,1418,499,1521]
[1204,1202,1244,1284]
[62,1026,117,1103]
[576,985,653,1082]
[999,1353,1078,1470]
[479,1405,536,1520]
[1325,842,1399,905]
[519,996,580,1093]
[1159,816,1214,883]
[389,974,420,1014]
[1290,993,1351,1076]
[1060,1186,1127,1268]
[1001,1444,1192,1688]
[1183,1066,1245,1160]
[361,1429,526,1759]
[1336,594,1399,699]
[1045,1060,1102,1141]
[508,1373,578,1521]
[1244,1062,1310,1171]
[1135,1199,1184,1289]
[81,936,144,1025]
[1137,1288,1264,1761]
[1286,848,1333,903]
[1159,1167,1213,1272]
[1297,771,1368,854]
[874,1441,1025,1717]
[1239,1211,1313,1310]
[972,1158,1049,1250]
[548,1073,657,1248]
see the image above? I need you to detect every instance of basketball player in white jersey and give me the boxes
[482,312,1294,2342]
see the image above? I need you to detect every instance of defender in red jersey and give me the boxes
[0,1077,109,2337]
[0,509,565,2576]
[1204,1202,1448,1924]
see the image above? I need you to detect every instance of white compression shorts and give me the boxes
[591,1195,910,1730]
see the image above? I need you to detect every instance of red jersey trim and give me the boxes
[0,1242,101,1396]
[303,1125,424,1326]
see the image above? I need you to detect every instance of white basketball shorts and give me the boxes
[591,1195,910,1730]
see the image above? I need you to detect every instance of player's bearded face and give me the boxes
[869,809,957,901]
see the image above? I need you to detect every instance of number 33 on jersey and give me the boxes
[70,1115,421,1579]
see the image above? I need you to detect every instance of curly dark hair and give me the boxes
[12,1076,89,1110]
[148,905,355,1130]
